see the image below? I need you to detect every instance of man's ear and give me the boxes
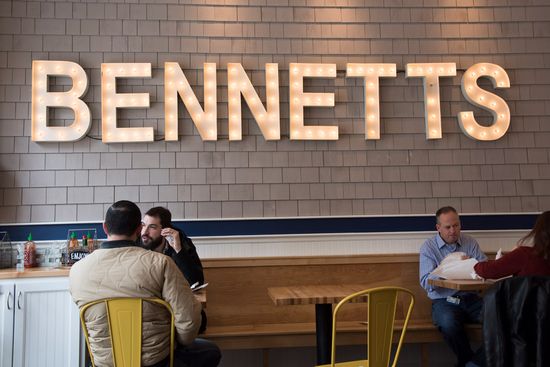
[435,223,440,232]
[102,222,109,236]
[134,223,143,238]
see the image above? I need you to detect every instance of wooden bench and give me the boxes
[201,254,482,366]
[204,321,480,350]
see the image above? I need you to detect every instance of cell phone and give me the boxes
[165,235,175,246]
[192,283,208,292]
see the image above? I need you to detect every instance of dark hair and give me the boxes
[519,211,550,260]
[435,206,458,224]
[104,200,142,236]
[145,206,172,229]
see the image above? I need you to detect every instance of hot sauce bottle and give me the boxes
[69,232,79,249]
[87,231,94,252]
[24,233,37,268]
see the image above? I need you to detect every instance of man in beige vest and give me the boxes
[70,200,220,367]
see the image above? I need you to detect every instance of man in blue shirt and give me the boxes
[419,206,487,367]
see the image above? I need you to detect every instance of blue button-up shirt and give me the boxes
[419,233,487,300]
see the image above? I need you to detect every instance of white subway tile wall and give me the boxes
[1,1,550,222]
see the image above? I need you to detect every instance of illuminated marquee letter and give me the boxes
[406,63,456,139]
[227,63,280,141]
[289,63,337,140]
[101,63,152,143]
[346,63,396,139]
[164,62,217,141]
[458,63,510,141]
[31,60,90,142]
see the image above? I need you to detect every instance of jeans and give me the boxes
[432,293,482,367]
[150,338,221,367]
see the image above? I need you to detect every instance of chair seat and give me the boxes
[317,359,369,367]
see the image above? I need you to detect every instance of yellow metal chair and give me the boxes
[80,297,175,367]
[317,286,415,367]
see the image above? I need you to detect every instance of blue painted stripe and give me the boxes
[0,214,537,242]
[0,222,106,242]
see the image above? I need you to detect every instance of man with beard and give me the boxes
[141,206,204,287]
[141,207,209,332]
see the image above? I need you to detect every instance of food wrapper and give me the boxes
[431,252,480,280]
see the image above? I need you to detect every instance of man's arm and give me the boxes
[169,231,205,285]
[165,229,207,333]
[419,241,440,293]
[161,258,202,346]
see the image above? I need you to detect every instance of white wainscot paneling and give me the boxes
[193,230,528,259]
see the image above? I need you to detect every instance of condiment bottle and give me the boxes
[69,232,79,249]
[82,234,88,249]
[87,231,94,252]
[24,233,37,268]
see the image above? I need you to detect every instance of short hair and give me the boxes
[104,200,142,236]
[435,206,458,224]
[145,206,172,229]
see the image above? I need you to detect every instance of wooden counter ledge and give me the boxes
[0,266,71,279]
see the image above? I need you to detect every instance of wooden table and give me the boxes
[428,278,495,291]
[268,284,369,365]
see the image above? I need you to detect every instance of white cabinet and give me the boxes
[0,281,15,367]
[0,277,81,367]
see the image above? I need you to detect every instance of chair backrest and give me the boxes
[483,276,550,367]
[80,297,175,367]
[330,286,415,367]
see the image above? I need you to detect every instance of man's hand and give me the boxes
[161,228,182,253]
